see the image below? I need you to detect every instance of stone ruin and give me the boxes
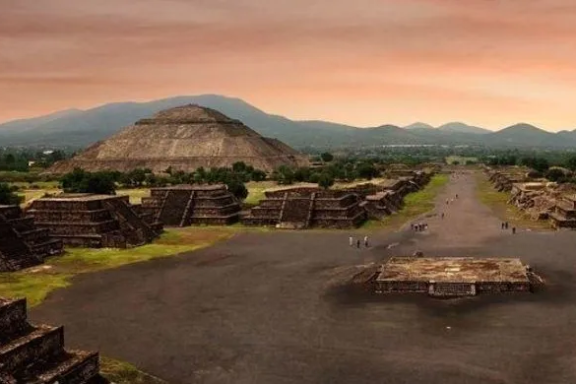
[242,187,367,229]
[509,182,559,220]
[141,184,241,227]
[487,168,533,192]
[27,194,162,248]
[374,257,533,298]
[0,205,63,272]
[549,195,576,229]
[0,297,108,383]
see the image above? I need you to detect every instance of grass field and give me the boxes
[100,357,167,384]
[445,156,478,165]
[475,173,551,230]
[0,227,233,307]
[359,174,449,231]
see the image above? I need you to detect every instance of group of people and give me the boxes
[501,221,517,234]
[349,235,370,248]
[411,222,428,232]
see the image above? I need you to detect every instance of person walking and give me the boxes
[501,222,505,230]
[505,222,509,230]
[364,236,369,248]
[441,212,445,219]
[349,236,354,247]
[356,239,361,248]
[512,227,516,235]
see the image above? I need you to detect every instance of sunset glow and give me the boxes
[2,0,576,130]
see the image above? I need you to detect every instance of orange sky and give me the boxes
[1,0,576,131]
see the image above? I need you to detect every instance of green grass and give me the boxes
[475,173,551,230]
[116,189,151,204]
[360,174,449,231]
[100,357,167,384]
[0,227,232,307]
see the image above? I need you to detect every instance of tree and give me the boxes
[320,152,334,163]
[0,182,21,205]
[356,162,379,180]
[318,173,335,189]
[545,168,566,183]
[226,178,248,200]
[566,156,576,171]
[250,169,267,182]
[61,168,116,195]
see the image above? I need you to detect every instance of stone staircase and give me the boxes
[103,198,158,247]
[0,214,43,272]
[0,297,107,383]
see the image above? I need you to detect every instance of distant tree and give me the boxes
[226,178,248,200]
[320,152,334,163]
[0,182,21,205]
[545,168,566,182]
[250,169,267,182]
[61,168,116,195]
[566,156,576,171]
[356,162,379,180]
[318,173,335,189]
[232,162,248,173]
[273,166,295,185]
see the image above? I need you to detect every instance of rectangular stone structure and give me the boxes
[27,194,162,248]
[141,184,241,226]
[375,257,531,297]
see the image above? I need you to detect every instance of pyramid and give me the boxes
[47,105,309,174]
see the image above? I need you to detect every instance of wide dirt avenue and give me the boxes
[32,171,576,384]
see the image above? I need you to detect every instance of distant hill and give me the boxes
[404,122,434,130]
[1,95,575,149]
[437,122,491,135]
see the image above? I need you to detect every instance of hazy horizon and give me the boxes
[2,0,576,132]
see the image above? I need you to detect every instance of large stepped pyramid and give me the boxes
[0,297,108,383]
[0,205,63,272]
[46,104,310,174]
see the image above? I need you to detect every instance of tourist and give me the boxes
[456,194,459,199]
[512,227,516,235]
[501,222,505,230]
[505,222,509,229]
[441,212,445,219]
[349,236,354,247]
[446,198,449,205]
[364,236,369,247]
[411,223,415,231]
[356,239,361,248]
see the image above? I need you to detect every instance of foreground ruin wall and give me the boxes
[0,205,63,272]
[141,184,241,226]
[27,195,162,248]
[0,297,108,383]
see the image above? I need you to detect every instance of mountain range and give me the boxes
[1,94,576,149]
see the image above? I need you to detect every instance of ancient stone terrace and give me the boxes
[375,257,532,297]
[550,195,576,229]
[0,297,108,383]
[242,187,367,229]
[141,184,241,226]
[27,194,162,248]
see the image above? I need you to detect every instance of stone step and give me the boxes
[0,325,65,374]
[30,350,101,384]
[0,299,30,342]
[30,239,64,258]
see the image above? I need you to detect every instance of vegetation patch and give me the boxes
[360,174,449,231]
[0,228,232,307]
[100,357,167,384]
[475,173,551,230]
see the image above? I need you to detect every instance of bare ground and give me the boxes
[31,171,576,384]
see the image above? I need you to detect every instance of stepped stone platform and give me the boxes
[0,205,63,272]
[0,297,108,383]
[550,195,576,229]
[141,184,241,227]
[242,187,367,229]
[27,194,162,248]
[375,257,532,297]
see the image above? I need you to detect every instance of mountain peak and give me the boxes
[437,122,490,135]
[404,122,434,130]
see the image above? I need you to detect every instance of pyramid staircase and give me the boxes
[0,297,108,383]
